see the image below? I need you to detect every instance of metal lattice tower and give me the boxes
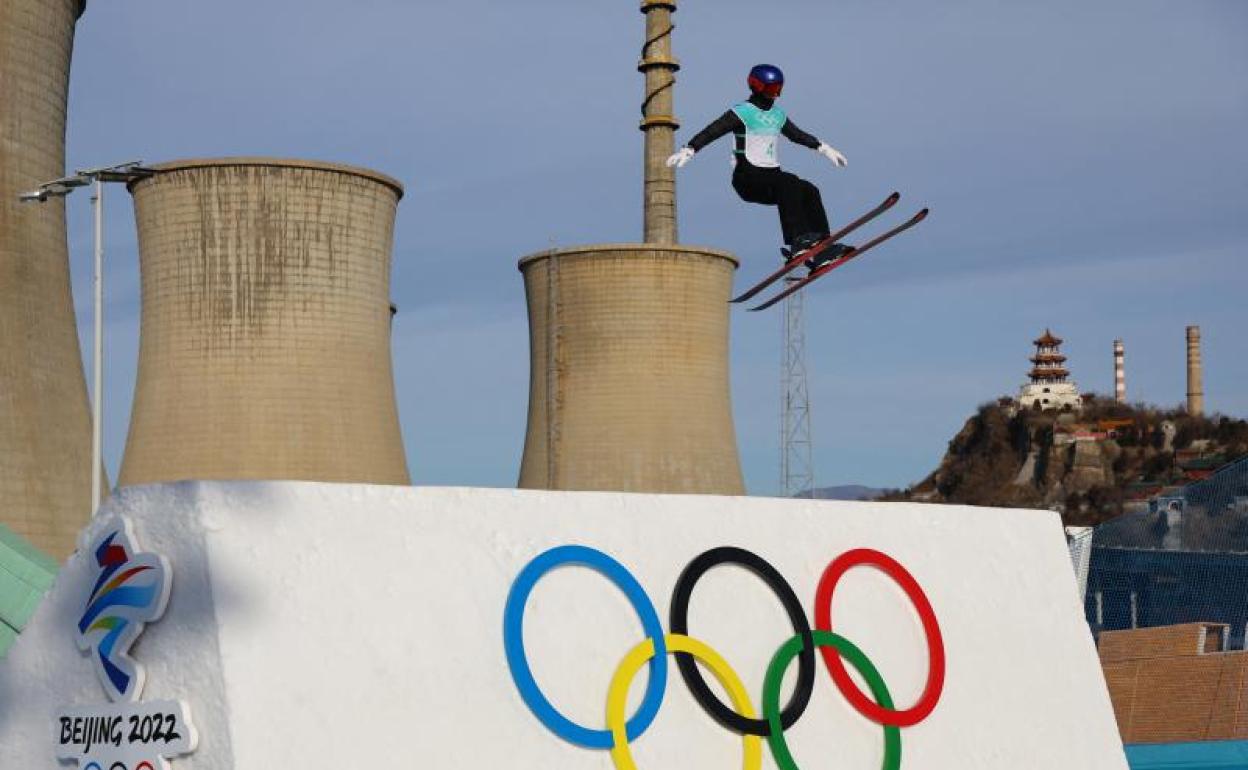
[780,285,814,497]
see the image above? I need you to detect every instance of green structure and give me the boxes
[0,524,58,657]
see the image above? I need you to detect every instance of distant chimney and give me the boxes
[1113,339,1125,404]
[1186,326,1203,416]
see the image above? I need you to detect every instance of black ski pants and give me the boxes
[732,165,829,246]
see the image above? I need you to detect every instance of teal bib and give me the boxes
[732,102,787,167]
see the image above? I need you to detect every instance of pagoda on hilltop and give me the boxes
[1019,329,1083,412]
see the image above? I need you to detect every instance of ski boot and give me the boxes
[790,233,852,273]
[788,229,828,265]
[804,243,853,273]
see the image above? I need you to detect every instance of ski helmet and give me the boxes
[748,64,784,98]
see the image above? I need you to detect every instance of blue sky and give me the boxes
[63,0,1247,494]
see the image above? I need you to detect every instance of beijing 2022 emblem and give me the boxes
[56,517,199,770]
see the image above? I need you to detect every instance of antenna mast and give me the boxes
[780,286,814,497]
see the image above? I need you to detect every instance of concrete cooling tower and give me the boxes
[517,245,744,494]
[516,0,745,495]
[119,158,410,486]
[0,0,96,559]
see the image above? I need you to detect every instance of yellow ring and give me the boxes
[607,633,763,770]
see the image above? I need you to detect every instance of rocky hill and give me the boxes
[888,396,1248,526]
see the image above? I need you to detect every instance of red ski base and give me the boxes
[730,192,900,305]
[747,207,929,312]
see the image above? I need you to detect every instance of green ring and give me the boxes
[763,630,902,770]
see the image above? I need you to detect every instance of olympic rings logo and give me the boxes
[503,545,945,770]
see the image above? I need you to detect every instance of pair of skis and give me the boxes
[731,192,928,311]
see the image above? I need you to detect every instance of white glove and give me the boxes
[666,147,696,168]
[817,143,847,167]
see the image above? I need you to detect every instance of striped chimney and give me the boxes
[1113,339,1125,404]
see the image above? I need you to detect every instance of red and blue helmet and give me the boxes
[748,64,784,98]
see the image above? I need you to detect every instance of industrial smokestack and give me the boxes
[0,0,97,559]
[640,0,680,244]
[1186,325,1203,416]
[119,158,410,487]
[1113,339,1125,404]
[517,246,744,494]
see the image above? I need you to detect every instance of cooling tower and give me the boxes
[516,0,744,494]
[0,0,96,559]
[119,158,410,486]
[517,245,744,494]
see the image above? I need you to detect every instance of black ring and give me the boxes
[669,546,815,736]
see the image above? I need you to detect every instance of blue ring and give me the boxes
[503,545,668,748]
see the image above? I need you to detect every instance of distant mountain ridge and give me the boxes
[795,485,887,501]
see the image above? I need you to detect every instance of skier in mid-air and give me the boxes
[667,64,852,271]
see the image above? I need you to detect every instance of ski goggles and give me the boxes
[749,78,784,98]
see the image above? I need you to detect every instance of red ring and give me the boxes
[814,548,945,727]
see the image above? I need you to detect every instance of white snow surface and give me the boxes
[0,481,1127,768]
